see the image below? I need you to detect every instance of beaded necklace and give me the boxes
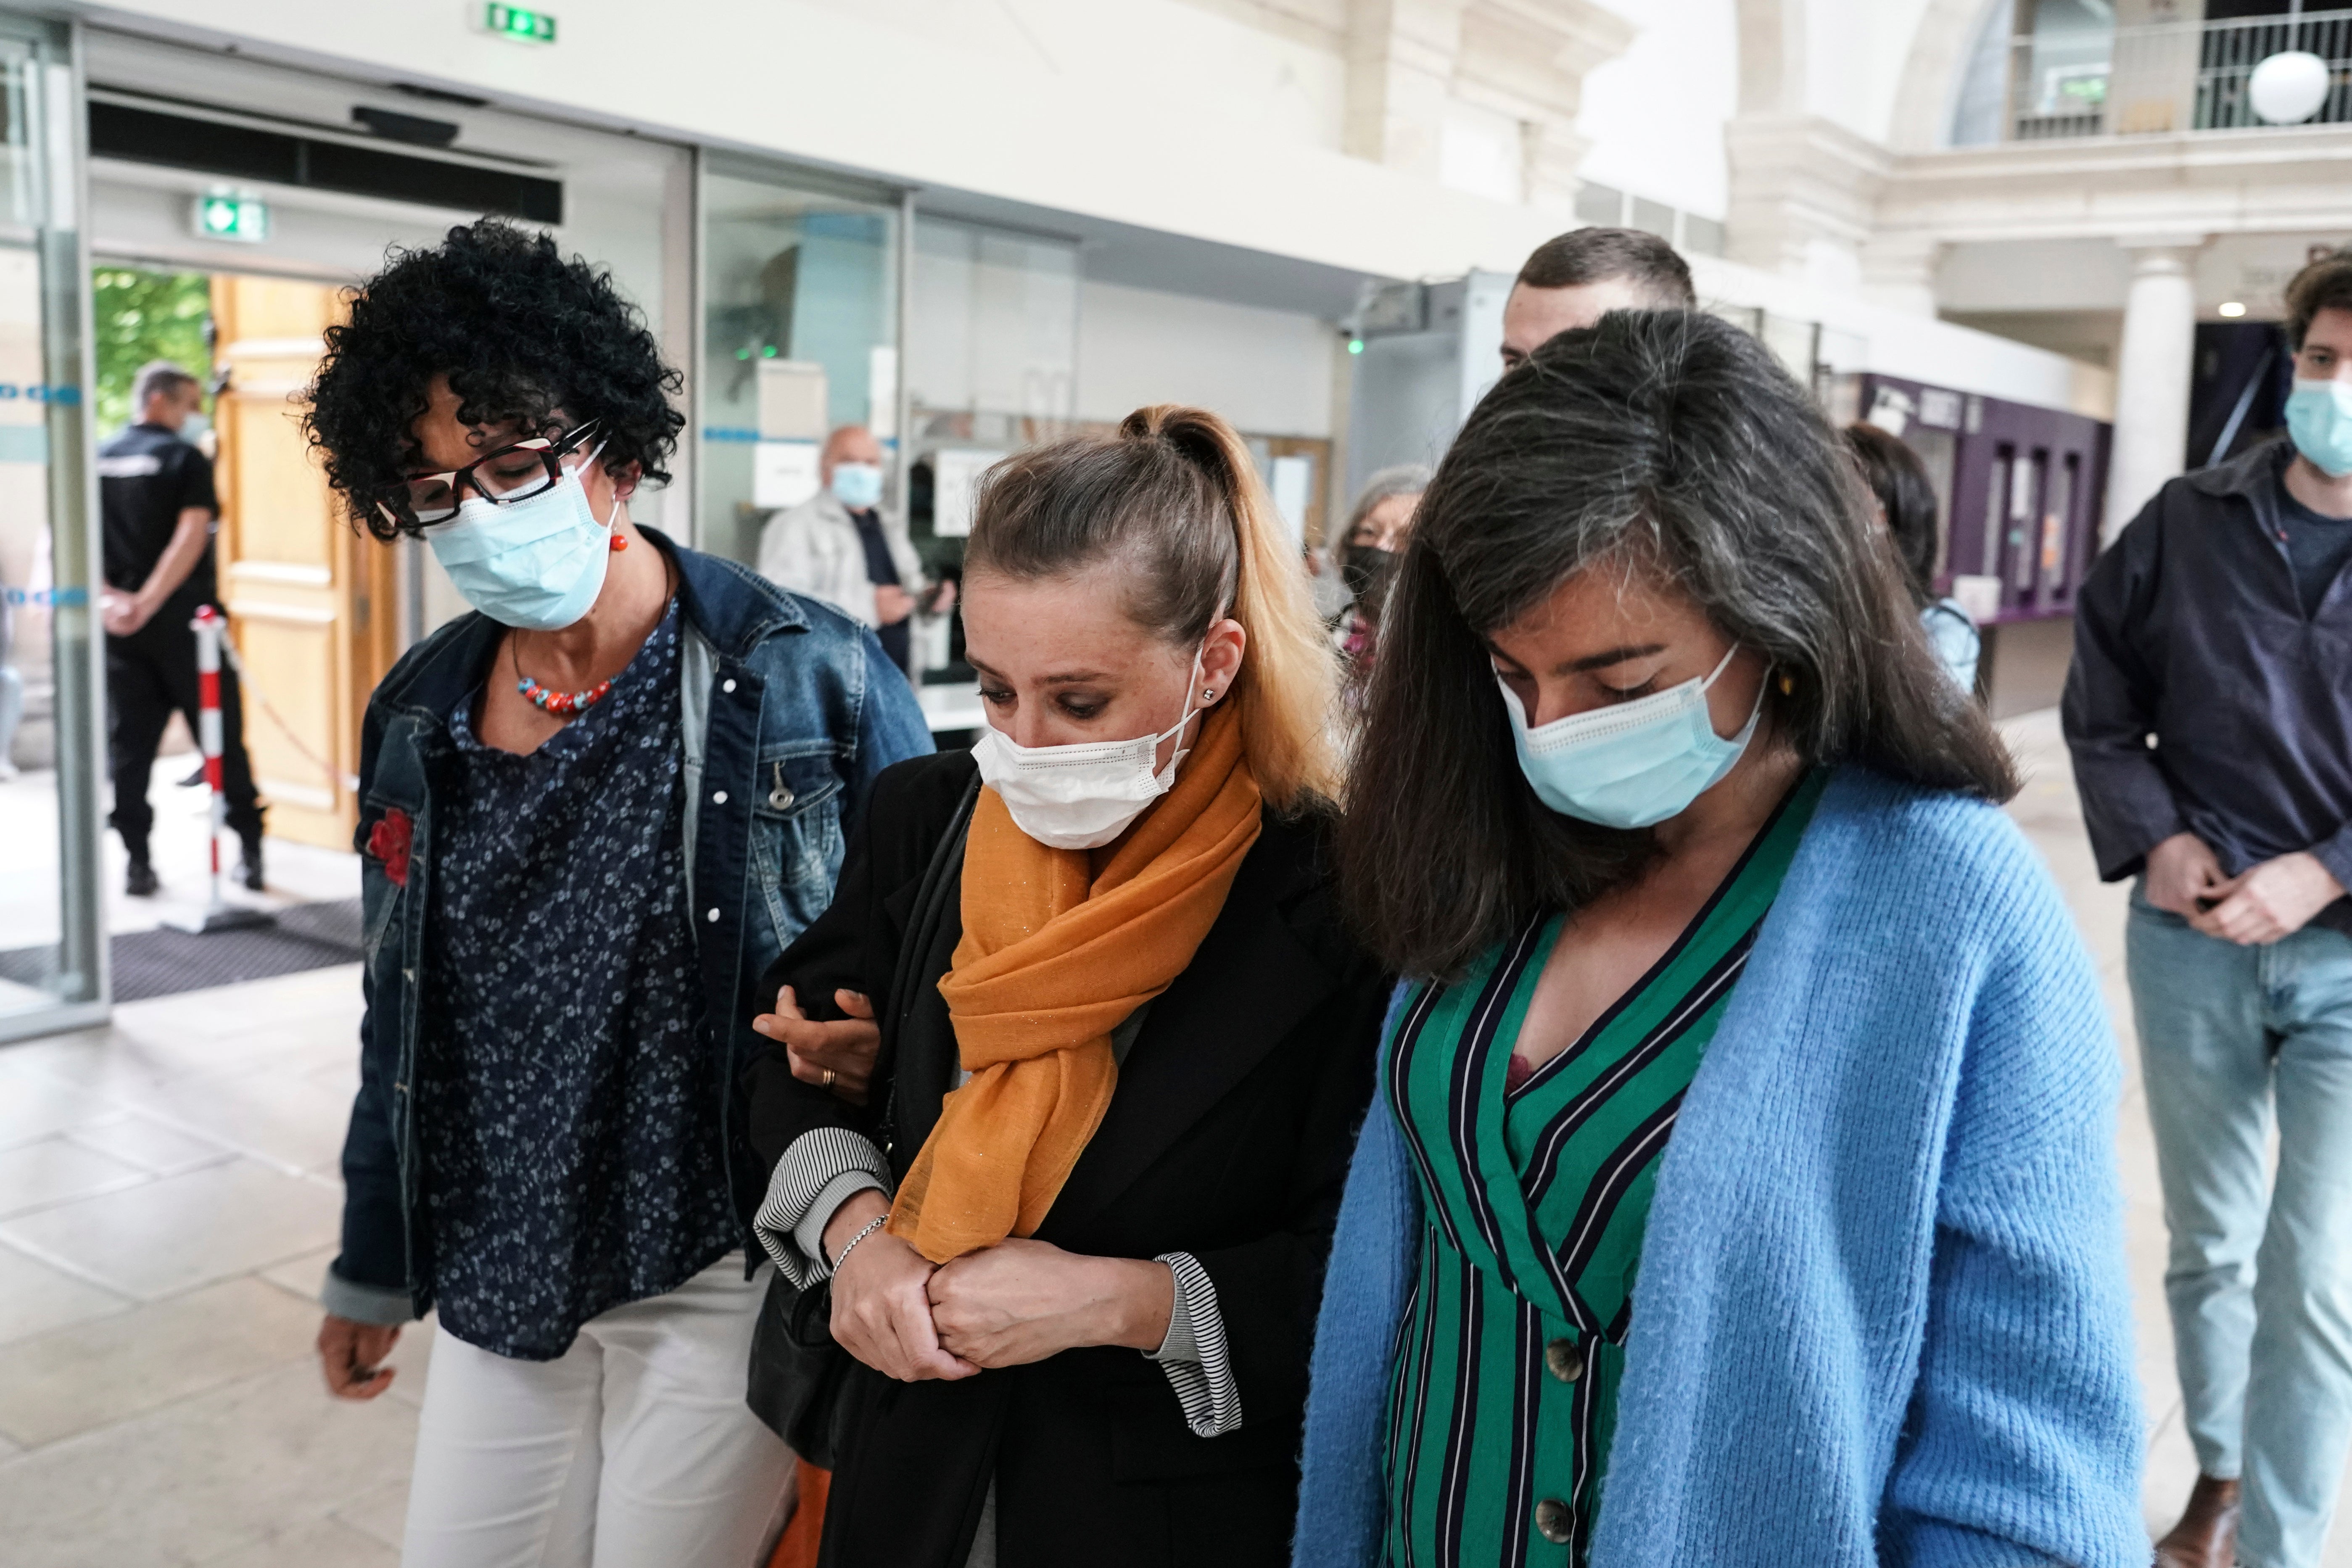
[508,552,671,718]
[516,668,614,716]
[510,624,618,717]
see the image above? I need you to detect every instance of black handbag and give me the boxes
[746,1265,855,1466]
[744,774,978,1467]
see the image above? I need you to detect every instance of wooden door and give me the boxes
[209,275,396,852]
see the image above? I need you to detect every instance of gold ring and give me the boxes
[821,1068,837,1089]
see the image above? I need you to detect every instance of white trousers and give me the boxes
[401,1254,795,1568]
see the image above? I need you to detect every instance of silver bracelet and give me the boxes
[830,1214,890,1274]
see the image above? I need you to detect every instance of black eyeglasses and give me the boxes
[379,420,602,528]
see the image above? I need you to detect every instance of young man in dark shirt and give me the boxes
[2066,250,2352,1568]
[98,360,263,894]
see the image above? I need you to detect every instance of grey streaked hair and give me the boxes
[130,360,198,414]
[1344,463,1433,541]
[1338,309,2018,979]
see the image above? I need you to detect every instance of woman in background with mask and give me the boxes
[301,219,932,1568]
[1332,464,1428,683]
[1290,312,2143,1568]
[1844,421,1980,694]
[742,405,1388,1567]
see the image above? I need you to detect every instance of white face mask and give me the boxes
[969,649,1206,850]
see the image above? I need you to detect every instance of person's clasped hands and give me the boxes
[754,981,1175,1386]
[2145,830,2347,945]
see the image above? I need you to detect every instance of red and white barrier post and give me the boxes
[165,606,270,934]
[194,605,227,898]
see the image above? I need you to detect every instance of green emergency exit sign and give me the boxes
[484,4,556,42]
[194,194,268,243]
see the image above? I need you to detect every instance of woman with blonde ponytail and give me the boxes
[741,406,1390,1568]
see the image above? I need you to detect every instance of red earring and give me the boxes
[609,534,628,553]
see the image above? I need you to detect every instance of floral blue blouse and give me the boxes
[417,601,739,1360]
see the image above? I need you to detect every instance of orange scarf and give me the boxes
[887,702,1263,1263]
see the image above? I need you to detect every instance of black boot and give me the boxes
[124,858,158,898]
[236,837,264,893]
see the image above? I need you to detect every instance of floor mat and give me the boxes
[0,898,364,1003]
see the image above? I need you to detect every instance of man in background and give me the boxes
[1500,226,1698,369]
[2066,248,2352,1568]
[99,359,263,896]
[756,424,924,677]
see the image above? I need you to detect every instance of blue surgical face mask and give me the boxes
[1498,645,1763,830]
[424,453,618,631]
[2287,379,2352,478]
[830,461,884,510]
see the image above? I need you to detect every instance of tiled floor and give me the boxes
[0,963,424,1567]
[0,708,2340,1565]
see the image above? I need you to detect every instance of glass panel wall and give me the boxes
[906,217,1079,452]
[698,161,900,568]
[900,216,1080,693]
[0,15,106,1041]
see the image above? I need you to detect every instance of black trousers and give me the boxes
[107,609,263,860]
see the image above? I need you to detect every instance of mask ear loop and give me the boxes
[1154,641,1214,784]
[1687,642,1777,744]
[569,438,629,546]
[1697,643,1741,690]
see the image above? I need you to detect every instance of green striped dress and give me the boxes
[1380,771,1825,1567]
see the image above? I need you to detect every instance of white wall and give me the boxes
[70,0,1992,300]
[69,0,2098,433]
[1692,251,2117,417]
[1813,0,1943,145]
[1939,239,2133,313]
[1577,0,1738,219]
[1075,280,1335,436]
[1942,232,2352,322]
[74,0,1568,289]
[909,221,1081,422]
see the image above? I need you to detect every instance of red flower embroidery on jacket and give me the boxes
[367,807,413,888]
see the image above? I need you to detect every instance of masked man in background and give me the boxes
[2067,247,2352,1568]
[98,359,262,895]
[758,424,927,677]
[302,219,931,1568]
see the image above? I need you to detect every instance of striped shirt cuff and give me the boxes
[1147,1251,1243,1438]
[753,1127,893,1289]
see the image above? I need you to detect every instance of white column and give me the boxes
[2104,238,2205,544]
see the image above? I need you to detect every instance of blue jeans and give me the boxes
[2129,884,2352,1568]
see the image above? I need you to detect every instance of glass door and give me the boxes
[0,13,103,1043]
[698,156,902,568]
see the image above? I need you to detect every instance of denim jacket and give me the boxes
[322,530,933,1325]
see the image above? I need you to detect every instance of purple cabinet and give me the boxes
[1843,374,2112,623]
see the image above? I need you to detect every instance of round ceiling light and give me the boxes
[2250,50,2332,125]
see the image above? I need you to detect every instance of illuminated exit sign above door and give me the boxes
[193,193,268,243]
[481,4,557,43]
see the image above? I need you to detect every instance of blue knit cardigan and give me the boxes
[1292,771,2146,1568]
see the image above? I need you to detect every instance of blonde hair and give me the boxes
[966,405,1340,809]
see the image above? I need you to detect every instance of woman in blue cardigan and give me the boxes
[1293,310,2145,1568]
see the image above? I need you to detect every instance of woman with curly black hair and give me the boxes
[304,219,932,1568]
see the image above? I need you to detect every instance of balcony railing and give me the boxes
[2008,9,2352,141]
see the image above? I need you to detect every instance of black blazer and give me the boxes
[745,750,1388,1568]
